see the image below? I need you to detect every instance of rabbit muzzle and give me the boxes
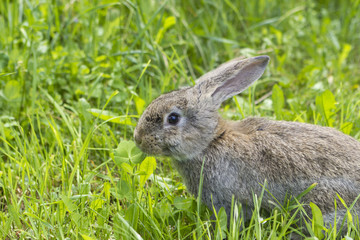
[134,127,167,156]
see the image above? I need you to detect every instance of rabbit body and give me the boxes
[134,56,360,226]
[172,117,360,222]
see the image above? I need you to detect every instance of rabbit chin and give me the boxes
[137,143,175,158]
[146,144,201,161]
[155,148,196,161]
[166,146,203,162]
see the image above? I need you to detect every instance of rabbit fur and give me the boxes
[134,55,360,230]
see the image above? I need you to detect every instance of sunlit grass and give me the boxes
[0,0,360,239]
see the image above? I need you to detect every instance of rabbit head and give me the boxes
[134,56,269,160]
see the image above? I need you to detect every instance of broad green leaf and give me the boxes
[272,84,284,120]
[90,199,105,210]
[163,16,176,29]
[215,207,228,239]
[70,212,82,226]
[81,234,96,240]
[134,95,146,115]
[114,140,144,165]
[270,26,283,45]
[97,208,107,227]
[315,90,336,127]
[310,202,325,239]
[155,16,176,43]
[139,156,157,186]
[173,196,193,210]
[87,109,135,126]
[121,162,133,174]
[100,63,111,68]
[104,182,111,201]
[338,43,352,67]
[125,204,140,230]
[4,80,21,100]
[341,122,353,135]
[61,195,77,213]
[75,89,85,95]
[117,179,130,199]
[159,200,172,218]
[80,65,90,75]
[101,73,111,78]
[95,55,107,62]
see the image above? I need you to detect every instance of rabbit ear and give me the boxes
[197,55,269,106]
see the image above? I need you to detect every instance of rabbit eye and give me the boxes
[167,112,180,125]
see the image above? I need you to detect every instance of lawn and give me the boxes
[0,0,360,239]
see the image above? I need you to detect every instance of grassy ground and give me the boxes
[0,0,360,239]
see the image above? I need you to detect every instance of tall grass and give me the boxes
[0,0,359,239]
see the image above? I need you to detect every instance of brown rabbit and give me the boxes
[134,55,360,233]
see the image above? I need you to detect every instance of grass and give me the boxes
[0,0,360,239]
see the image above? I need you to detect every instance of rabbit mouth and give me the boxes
[135,136,180,158]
